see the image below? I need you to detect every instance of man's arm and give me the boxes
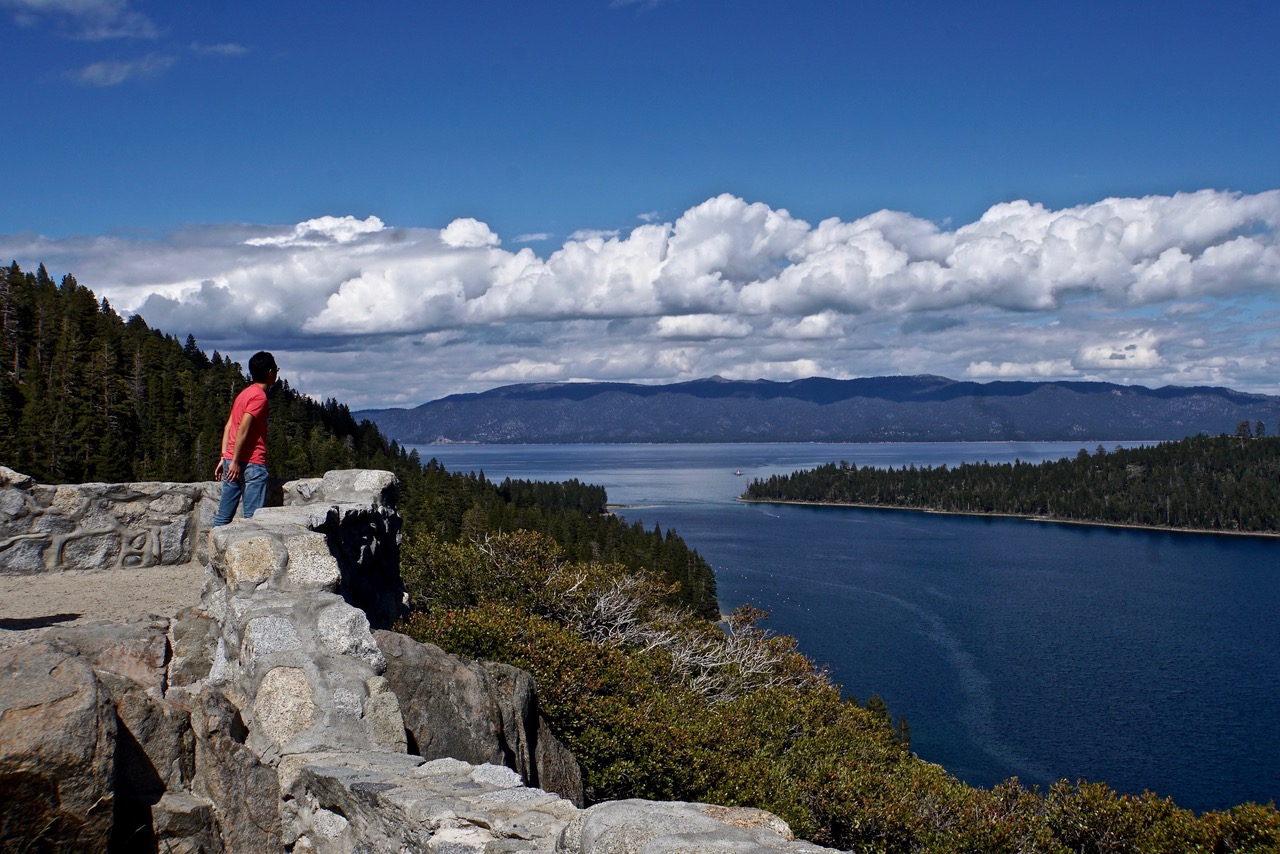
[214,413,235,478]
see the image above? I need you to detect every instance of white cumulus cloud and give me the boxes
[1074,331,1164,371]
[4,188,1279,408]
[967,359,1075,379]
[652,314,753,340]
[440,218,500,249]
[245,215,385,247]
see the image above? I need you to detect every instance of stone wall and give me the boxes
[0,467,833,854]
[1,465,220,574]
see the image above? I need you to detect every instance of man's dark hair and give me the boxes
[248,351,278,383]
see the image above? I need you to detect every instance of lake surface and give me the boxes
[410,442,1280,812]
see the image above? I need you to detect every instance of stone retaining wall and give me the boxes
[0,465,220,574]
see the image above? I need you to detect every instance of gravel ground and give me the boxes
[0,562,209,650]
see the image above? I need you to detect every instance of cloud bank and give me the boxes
[4,190,1279,409]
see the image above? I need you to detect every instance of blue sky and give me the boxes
[3,0,1280,408]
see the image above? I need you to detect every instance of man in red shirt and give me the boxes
[212,351,278,525]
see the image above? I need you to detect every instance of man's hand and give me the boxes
[214,459,224,481]
[224,459,243,483]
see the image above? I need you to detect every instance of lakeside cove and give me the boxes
[415,441,1280,814]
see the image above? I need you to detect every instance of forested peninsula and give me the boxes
[741,434,1280,535]
[6,262,1280,852]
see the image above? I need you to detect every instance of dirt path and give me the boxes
[0,562,208,650]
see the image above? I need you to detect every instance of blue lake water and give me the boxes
[410,442,1280,812]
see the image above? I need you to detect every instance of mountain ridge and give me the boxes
[356,376,1280,445]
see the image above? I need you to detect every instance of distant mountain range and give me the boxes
[354,376,1280,445]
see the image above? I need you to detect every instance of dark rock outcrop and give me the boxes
[375,629,586,806]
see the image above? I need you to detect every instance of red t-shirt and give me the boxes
[224,384,270,465]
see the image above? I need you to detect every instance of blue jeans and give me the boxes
[213,461,269,525]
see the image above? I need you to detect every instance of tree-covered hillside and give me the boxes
[357,375,1280,445]
[0,261,382,485]
[742,435,1280,534]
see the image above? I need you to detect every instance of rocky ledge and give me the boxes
[1,468,833,853]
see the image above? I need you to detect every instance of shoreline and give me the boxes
[736,498,1280,539]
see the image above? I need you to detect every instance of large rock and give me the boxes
[316,602,385,671]
[534,714,586,810]
[188,685,282,853]
[151,791,222,854]
[252,666,318,748]
[0,536,48,574]
[44,618,171,694]
[28,619,206,848]
[283,752,579,854]
[375,630,585,806]
[0,465,35,490]
[209,527,290,588]
[43,619,193,793]
[281,470,400,509]
[558,799,830,854]
[109,682,199,848]
[0,640,118,852]
[169,606,219,689]
[284,531,342,591]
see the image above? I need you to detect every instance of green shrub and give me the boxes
[404,603,710,801]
